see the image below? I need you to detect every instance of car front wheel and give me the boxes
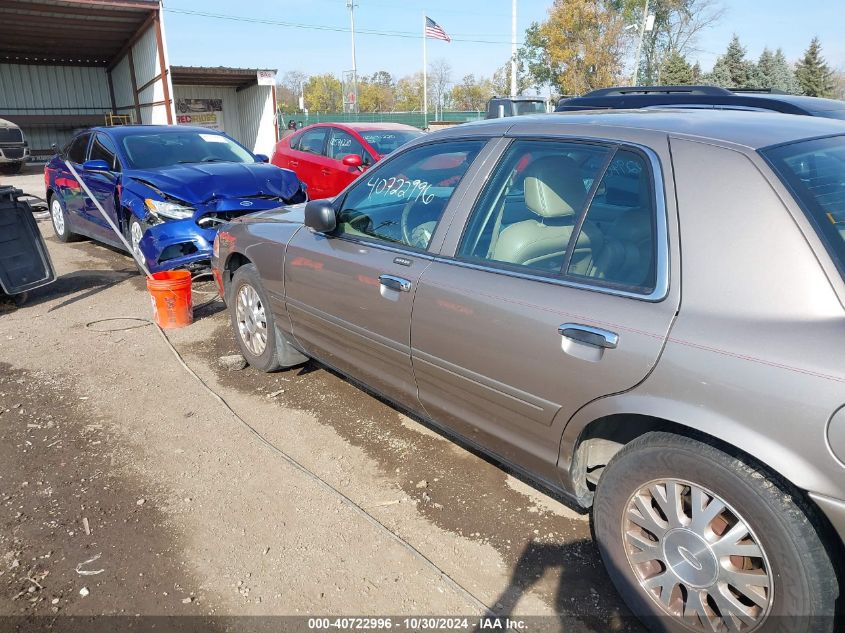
[593,431,839,633]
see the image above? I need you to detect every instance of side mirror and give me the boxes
[51,143,58,154]
[342,154,363,168]
[304,199,336,234]
[254,153,270,163]
[82,159,111,172]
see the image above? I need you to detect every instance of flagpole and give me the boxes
[423,13,428,129]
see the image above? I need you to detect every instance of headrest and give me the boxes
[523,156,587,219]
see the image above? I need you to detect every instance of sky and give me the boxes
[161,0,845,83]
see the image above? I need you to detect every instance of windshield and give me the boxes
[358,130,423,156]
[764,135,845,278]
[121,131,255,169]
[514,101,547,115]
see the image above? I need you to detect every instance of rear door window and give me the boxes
[298,128,328,155]
[764,135,845,280]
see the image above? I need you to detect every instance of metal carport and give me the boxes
[0,0,174,157]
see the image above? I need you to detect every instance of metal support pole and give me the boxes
[632,0,650,86]
[423,13,428,128]
[510,0,518,97]
[348,0,359,113]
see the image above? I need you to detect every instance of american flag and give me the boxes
[425,16,451,42]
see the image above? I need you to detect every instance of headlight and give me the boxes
[145,198,194,220]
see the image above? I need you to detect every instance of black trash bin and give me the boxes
[0,186,55,297]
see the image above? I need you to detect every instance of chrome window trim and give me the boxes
[440,139,671,303]
[334,234,437,261]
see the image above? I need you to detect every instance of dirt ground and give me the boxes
[0,164,641,632]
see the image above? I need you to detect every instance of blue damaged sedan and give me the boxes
[45,125,306,272]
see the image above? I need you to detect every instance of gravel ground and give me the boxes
[0,167,641,632]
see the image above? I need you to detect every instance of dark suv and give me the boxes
[556,85,845,120]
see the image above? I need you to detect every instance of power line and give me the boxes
[162,7,526,45]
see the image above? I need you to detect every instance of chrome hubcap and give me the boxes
[51,199,65,235]
[236,284,267,356]
[130,221,144,259]
[623,479,773,632]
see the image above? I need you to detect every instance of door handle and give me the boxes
[379,274,411,292]
[289,160,299,167]
[558,323,618,349]
[321,168,332,175]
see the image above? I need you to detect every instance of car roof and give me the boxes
[431,108,845,150]
[312,122,421,132]
[556,89,845,116]
[92,125,225,139]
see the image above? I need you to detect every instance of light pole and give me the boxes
[347,0,359,113]
[632,0,650,86]
[510,0,517,97]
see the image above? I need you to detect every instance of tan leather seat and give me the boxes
[582,209,653,287]
[491,156,591,270]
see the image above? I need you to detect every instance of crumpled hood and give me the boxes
[127,162,301,204]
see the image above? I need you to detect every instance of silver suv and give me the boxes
[213,109,845,632]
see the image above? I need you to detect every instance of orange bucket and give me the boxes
[146,270,193,329]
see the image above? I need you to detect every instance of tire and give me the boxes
[125,213,149,273]
[593,431,839,633]
[49,193,80,242]
[228,264,306,372]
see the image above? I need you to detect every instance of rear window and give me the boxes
[358,130,422,156]
[764,135,845,278]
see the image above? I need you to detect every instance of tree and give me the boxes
[358,71,395,112]
[304,74,342,112]
[428,58,453,119]
[706,35,751,88]
[492,58,533,96]
[771,49,801,94]
[795,37,834,97]
[394,73,424,111]
[660,50,694,85]
[277,70,308,111]
[627,0,724,86]
[450,74,496,111]
[522,0,628,96]
[833,70,845,101]
[750,48,799,93]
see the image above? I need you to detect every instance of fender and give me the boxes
[558,390,839,505]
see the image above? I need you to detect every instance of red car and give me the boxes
[271,122,423,200]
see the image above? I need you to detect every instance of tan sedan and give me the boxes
[213,110,845,633]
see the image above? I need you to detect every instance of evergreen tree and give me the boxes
[691,62,702,84]
[749,48,776,90]
[708,35,751,88]
[795,37,834,97]
[661,51,694,85]
[772,49,800,94]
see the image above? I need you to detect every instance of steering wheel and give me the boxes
[400,198,419,246]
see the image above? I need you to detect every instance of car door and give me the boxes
[81,132,122,244]
[325,127,368,195]
[410,138,679,483]
[289,126,330,199]
[58,132,92,228]
[284,138,487,407]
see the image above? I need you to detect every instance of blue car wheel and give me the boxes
[49,193,80,243]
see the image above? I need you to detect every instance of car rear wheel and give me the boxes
[593,431,839,633]
[50,194,79,242]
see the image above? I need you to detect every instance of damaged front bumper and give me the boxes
[137,197,300,273]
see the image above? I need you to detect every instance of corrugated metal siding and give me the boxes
[111,56,135,114]
[0,64,110,114]
[172,85,242,139]
[132,27,160,95]
[236,84,276,156]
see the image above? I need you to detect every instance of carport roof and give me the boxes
[171,66,275,91]
[0,0,160,67]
